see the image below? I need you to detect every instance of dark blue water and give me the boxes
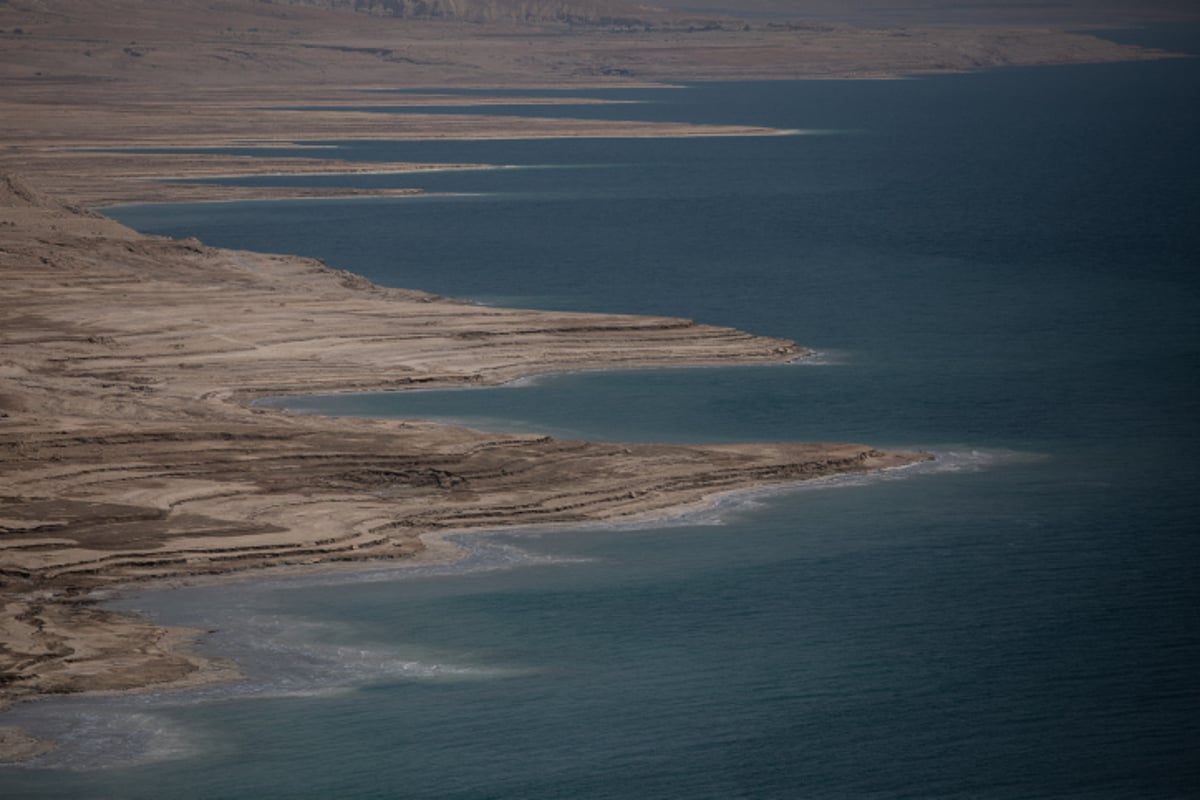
[4,56,1200,799]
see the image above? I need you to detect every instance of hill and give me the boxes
[266,0,671,25]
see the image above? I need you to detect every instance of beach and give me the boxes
[0,173,928,755]
[3,0,1197,772]
[0,0,1181,208]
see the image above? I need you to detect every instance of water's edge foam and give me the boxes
[1,446,1029,772]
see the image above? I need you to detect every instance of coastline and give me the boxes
[2,3,1187,208]
[2,0,1192,766]
[0,174,931,761]
[2,450,947,768]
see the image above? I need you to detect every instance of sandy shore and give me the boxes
[3,0,1192,763]
[0,174,930,757]
[2,0,1186,206]
[5,92,798,206]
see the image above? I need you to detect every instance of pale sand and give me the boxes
[1,0,1183,206]
[2,0,1185,761]
[0,175,930,759]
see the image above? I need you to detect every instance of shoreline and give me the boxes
[3,7,1187,208]
[3,451,947,769]
[0,175,931,762]
[4,1,1189,765]
[7,444,1032,771]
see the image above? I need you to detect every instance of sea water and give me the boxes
[4,47,1200,799]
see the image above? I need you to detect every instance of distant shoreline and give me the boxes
[0,178,930,761]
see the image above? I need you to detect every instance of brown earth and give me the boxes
[2,0,1185,206]
[0,173,929,748]
[0,0,1188,762]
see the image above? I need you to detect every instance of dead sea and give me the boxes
[2,2,1198,792]
[0,172,929,758]
[3,62,1195,796]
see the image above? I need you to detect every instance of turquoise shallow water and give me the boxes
[4,50,1200,799]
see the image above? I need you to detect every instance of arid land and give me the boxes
[3,0,1193,203]
[1,0,1194,761]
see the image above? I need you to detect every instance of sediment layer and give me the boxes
[10,0,1175,757]
[2,0,1185,206]
[0,176,930,727]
